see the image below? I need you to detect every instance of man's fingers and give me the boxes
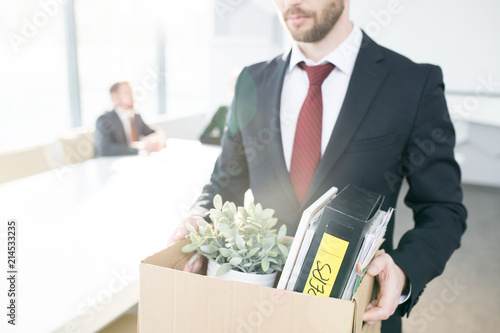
[363,300,382,325]
[363,303,393,324]
[173,225,188,241]
[366,254,389,276]
[363,254,405,325]
[363,290,398,324]
[183,256,203,273]
[168,216,203,246]
[363,290,398,322]
[363,272,399,324]
[167,225,187,245]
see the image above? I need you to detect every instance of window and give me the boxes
[0,0,214,153]
[0,0,70,151]
[75,0,159,127]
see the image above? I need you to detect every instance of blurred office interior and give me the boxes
[0,0,499,332]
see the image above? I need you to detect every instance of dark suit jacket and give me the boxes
[94,109,155,156]
[190,33,467,332]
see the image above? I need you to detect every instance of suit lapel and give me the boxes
[302,33,389,208]
[263,51,301,209]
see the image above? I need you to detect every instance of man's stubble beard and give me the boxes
[284,1,344,43]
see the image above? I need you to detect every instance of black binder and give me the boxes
[293,184,383,298]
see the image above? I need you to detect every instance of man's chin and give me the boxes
[287,26,313,42]
[289,31,314,43]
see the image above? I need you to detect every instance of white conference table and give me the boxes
[0,139,221,333]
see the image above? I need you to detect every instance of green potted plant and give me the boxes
[181,194,290,287]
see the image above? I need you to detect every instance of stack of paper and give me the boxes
[340,207,393,300]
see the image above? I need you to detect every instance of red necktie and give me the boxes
[130,116,139,142]
[290,61,335,204]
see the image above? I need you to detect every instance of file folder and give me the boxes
[293,184,383,298]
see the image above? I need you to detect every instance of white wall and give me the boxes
[350,0,500,94]
[209,0,285,112]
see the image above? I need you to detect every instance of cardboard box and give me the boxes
[139,239,381,333]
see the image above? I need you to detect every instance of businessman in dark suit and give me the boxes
[170,0,466,331]
[95,81,165,156]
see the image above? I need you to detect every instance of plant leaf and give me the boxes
[181,243,198,253]
[247,247,259,258]
[200,245,218,254]
[219,248,232,257]
[235,235,246,250]
[219,223,231,238]
[238,207,248,220]
[246,238,254,248]
[277,224,286,242]
[185,223,197,235]
[229,257,243,266]
[188,253,200,266]
[213,194,223,211]
[222,201,231,212]
[205,225,214,237]
[190,233,202,246]
[266,217,278,230]
[255,203,262,217]
[244,224,260,231]
[198,225,205,236]
[217,263,232,276]
[278,243,289,257]
[209,209,222,224]
[269,256,279,263]
[197,219,209,229]
[261,208,275,219]
[231,226,239,241]
[261,257,270,272]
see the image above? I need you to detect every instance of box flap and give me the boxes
[351,273,375,333]
[141,239,192,268]
[351,250,383,333]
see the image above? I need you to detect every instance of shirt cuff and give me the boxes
[398,282,412,304]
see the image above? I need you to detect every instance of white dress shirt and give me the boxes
[280,25,363,171]
[115,107,136,143]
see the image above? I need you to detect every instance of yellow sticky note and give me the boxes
[303,233,349,297]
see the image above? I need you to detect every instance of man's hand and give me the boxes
[167,215,206,273]
[143,133,166,152]
[363,253,408,325]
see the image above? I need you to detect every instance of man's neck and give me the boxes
[296,17,353,63]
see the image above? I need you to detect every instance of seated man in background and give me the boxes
[95,81,165,156]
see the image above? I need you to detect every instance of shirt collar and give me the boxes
[115,107,135,118]
[288,25,363,76]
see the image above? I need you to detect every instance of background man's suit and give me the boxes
[190,32,467,332]
[95,109,155,156]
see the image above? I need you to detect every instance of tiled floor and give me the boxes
[393,183,500,332]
